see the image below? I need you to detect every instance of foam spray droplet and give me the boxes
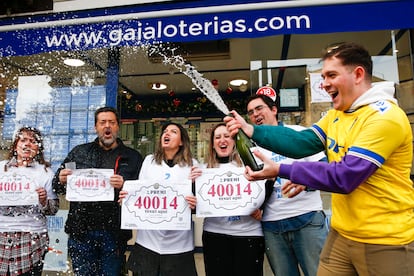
[146,43,230,115]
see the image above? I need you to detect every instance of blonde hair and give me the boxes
[205,123,242,168]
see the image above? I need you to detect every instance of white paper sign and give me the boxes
[43,210,69,272]
[195,167,265,217]
[121,180,192,230]
[66,169,114,202]
[0,172,38,206]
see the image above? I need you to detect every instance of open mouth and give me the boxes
[22,148,32,154]
[217,144,229,155]
[255,117,264,125]
[329,91,339,99]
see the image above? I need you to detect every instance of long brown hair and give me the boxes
[205,123,242,168]
[5,126,50,171]
[153,122,193,167]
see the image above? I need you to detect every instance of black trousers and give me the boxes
[202,231,265,276]
[127,243,197,276]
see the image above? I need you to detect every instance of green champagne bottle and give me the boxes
[235,128,264,171]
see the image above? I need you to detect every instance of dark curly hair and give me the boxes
[5,126,50,171]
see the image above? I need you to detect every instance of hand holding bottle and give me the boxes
[224,110,254,138]
[244,149,280,181]
[235,128,264,171]
[224,110,263,171]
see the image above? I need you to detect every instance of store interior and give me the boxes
[0,29,412,161]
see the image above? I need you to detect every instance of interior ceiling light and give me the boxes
[151,82,168,91]
[63,58,85,67]
[229,79,248,86]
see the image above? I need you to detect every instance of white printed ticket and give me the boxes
[195,167,265,217]
[66,169,114,202]
[121,180,192,230]
[0,172,38,206]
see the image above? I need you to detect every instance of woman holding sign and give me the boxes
[192,123,267,276]
[0,127,58,276]
[123,122,198,276]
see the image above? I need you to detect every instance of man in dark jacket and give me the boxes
[53,106,143,276]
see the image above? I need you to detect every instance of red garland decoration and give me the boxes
[173,98,181,107]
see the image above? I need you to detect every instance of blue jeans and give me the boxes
[263,211,328,276]
[68,230,124,276]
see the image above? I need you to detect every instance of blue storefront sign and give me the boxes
[0,0,412,57]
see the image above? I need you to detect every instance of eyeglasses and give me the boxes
[247,105,267,116]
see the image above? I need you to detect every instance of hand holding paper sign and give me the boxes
[0,172,38,206]
[121,180,192,230]
[66,169,114,201]
[195,167,265,217]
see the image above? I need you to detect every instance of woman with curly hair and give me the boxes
[0,127,59,276]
